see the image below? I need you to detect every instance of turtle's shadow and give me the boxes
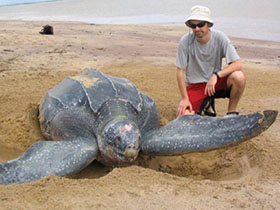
[68,161,112,179]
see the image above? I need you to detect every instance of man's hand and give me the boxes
[176,97,194,117]
[205,74,218,96]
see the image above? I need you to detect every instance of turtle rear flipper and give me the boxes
[0,138,98,185]
[141,110,278,156]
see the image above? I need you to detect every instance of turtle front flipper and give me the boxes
[141,110,278,156]
[0,138,98,185]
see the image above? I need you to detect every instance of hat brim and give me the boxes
[185,15,214,27]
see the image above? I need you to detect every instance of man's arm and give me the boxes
[205,59,242,96]
[217,59,242,79]
[176,67,194,117]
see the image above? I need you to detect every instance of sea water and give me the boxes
[0,0,279,42]
[0,0,59,6]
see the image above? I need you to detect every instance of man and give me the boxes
[175,5,245,117]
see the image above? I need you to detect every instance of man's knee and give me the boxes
[228,71,246,87]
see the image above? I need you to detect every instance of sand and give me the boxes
[0,20,280,209]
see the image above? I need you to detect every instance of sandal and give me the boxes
[226,111,239,116]
[200,97,216,117]
[204,110,216,117]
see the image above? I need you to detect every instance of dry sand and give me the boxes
[0,20,280,209]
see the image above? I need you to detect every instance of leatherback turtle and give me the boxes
[0,68,277,185]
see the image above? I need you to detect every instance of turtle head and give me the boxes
[97,118,141,165]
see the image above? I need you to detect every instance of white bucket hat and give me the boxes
[185,5,214,27]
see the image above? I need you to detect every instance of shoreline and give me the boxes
[0,19,279,65]
[0,0,279,42]
[1,18,280,44]
[1,19,280,43]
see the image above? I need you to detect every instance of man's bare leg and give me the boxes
[227,71,246,113]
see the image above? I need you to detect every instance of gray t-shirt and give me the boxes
[175,29,240,86]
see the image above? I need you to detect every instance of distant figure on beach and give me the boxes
[39,25,54,35]
[175,5,245,117]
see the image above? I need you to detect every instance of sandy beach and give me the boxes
[0,20,280,209]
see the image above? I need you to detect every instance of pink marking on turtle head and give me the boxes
[119,124,133,132]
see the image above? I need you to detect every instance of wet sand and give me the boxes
[0,20,280,209]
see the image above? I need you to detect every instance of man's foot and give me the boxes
[204,110,216,117]
[223,111,239,118]
[203,98,216,117]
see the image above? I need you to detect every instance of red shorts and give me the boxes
[187,76,230,114]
